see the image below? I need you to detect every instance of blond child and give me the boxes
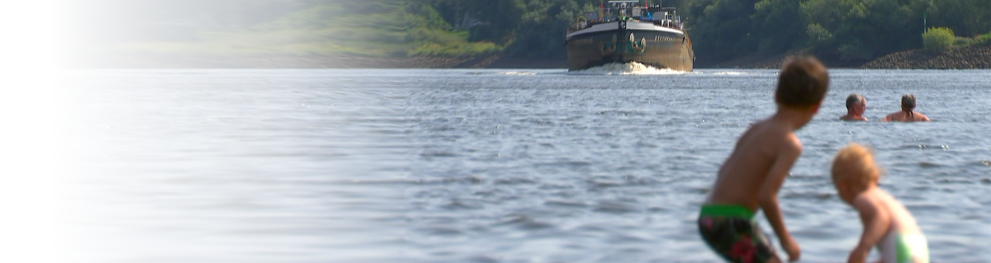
[831,143,929,263]
[698,56,830,263]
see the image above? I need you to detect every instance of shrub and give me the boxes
[922,27,954,51]
[954,37,973,46]
[976,32,991,46]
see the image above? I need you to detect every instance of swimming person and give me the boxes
[882,94,929,122]
[698,56,829,263]
[830,144,929,263]
[840,93,868,121]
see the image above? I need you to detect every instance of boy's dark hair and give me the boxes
[901,94,916,110]
[845,93,864,110]
[776,56,829,108]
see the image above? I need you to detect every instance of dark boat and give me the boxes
[565,1,694,71]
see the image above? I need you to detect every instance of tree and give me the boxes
[803,0,928,61]
[750,0,808,55]
[402,0,989,61]
[922,27,954,51]
[686,0,760,63]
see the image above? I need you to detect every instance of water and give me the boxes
[55,67,991,263]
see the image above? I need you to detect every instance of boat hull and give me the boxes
[566,21,694,71]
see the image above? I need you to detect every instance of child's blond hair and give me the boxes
[831,143,882,186]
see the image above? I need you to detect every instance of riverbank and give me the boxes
[60,53,567,69]
[62,46,990,69]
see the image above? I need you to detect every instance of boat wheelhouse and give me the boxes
[566,1,694,71]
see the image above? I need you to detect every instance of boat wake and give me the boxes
[497,71,538,76]
[710,71,749,75]
[568,62,690,75]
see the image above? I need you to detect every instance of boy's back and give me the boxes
[707,118,800,211]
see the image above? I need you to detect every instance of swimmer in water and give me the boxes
[840,93,868,121]
[831,143,929,263]
[698,56,829,263]
[882,94,929,122]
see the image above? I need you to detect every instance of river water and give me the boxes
[55,67,991,263]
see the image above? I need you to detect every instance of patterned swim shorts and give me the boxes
[697,204,778,263]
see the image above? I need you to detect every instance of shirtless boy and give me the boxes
[831,144,929,263]
[698,56,829,263]
[840,93,868,121]
[882,94,929,122]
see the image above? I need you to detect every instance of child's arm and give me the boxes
[759,137,802,261]
[847,197,890,263]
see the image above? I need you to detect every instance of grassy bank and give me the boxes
[112,1,406,58]
[62,0,506,68]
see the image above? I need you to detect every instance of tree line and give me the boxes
[409,0,990,63]
[63,0,989,64]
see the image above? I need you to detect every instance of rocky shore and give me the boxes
[860,45,991,69]
[665,45,990,69]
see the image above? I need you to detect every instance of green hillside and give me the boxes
[83,0,502,59]
[113,1,405,57]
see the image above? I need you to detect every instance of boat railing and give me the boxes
[568,18,683,34]
[568,3,684,34]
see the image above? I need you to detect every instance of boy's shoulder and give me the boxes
[744,119,801,146]
[729,119,801,162]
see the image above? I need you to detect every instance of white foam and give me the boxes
[569,62,689,75]
[710,71,748,75]
[497,71,537,76]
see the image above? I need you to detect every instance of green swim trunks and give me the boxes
[697,204,778,263]
[878,232,929,263]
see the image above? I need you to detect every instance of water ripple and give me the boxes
[58,69,991,263]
